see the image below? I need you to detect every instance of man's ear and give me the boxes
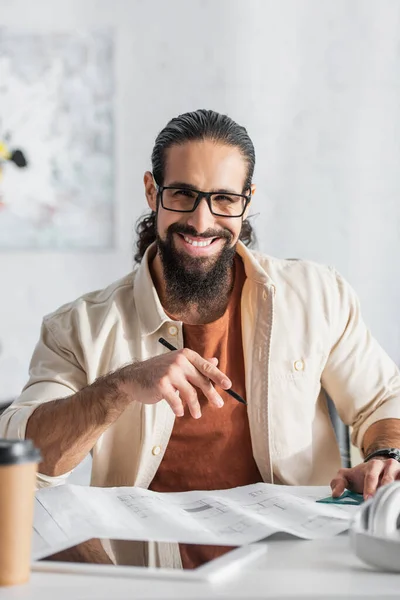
[144,171,157,211]
[243,184,256,221]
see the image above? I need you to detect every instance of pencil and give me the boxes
[158,337,247,406]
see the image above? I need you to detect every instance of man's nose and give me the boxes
[186,197,215,234]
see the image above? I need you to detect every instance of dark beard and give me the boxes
[157,222,236,319]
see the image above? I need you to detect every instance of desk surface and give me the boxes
[2,535,399,599]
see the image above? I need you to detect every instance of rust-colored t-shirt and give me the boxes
[149,256,262,567]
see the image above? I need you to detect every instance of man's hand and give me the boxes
[330,457,400,499]
[26,348,230,477]
[116,349,231,419]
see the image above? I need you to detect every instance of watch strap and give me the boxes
[364,447,400,463]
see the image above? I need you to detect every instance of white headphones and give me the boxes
[350,481,400,572]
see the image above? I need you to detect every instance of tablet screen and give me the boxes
[39,538,239,570]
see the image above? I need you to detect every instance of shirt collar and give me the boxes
[134,243,172,337]
[236,241,275,286]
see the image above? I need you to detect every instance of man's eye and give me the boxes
[174,189,196,198]
[214,194,235,203]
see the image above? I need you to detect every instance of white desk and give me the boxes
[1,535,399,599]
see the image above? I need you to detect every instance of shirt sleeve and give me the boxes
[321,269,400,454]
[0,319,87,487]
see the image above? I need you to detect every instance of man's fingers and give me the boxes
[330,475,347,498]
[194,357,225,407]
[331,468,351,497]
[160,377,201,420]
[379,459,400,487]
[153,351,227,417]
[330,461,400,503]
[184,349,231,389]
[175,379,202,419]
[185,365,224,409]
[364,460,386,499]
[194,376,224,408]
[207,357,219,366]
[161,384,185,417]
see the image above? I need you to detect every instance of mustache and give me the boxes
[166,223,232,240]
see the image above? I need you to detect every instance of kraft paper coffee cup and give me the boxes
[0,439,41,586]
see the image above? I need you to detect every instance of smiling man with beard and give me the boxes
[2,109,400,568]
[142,119,254,328]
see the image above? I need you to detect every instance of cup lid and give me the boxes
[0,439,41,465]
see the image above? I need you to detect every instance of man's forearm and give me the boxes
[362,418,400,456]
[25,373,130,477]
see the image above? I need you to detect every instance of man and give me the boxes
[1,110,400,563]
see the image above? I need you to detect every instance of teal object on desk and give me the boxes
[316,490,364,505]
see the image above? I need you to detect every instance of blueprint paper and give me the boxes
[32,482,357,560]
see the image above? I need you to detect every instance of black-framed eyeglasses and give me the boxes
[156,185,251,218]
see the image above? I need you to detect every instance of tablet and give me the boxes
[32,537,267,582]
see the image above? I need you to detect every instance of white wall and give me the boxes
[1,0,400,404]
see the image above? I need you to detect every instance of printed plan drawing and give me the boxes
[31,482,359,560]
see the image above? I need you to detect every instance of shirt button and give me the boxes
[152,445,161,456]
[294,360,305,371]
[263,290,268,300]
[168,325,178,336]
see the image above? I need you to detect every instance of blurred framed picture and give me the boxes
[0,29,114,249]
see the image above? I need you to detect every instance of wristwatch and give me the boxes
[364,448,400,463]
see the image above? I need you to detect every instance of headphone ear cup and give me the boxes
[368,482,400,538]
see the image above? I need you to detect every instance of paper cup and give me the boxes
[0,439,41,586]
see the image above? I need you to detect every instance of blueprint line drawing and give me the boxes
[248,489,265,498]
[219,518,254,535]
[244,495,307,515]
[301,516,334,531]
[181,500,230,519]
[117,494,165,519]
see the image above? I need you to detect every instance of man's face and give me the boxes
[144,140,254,311]
[146,140,251,267]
